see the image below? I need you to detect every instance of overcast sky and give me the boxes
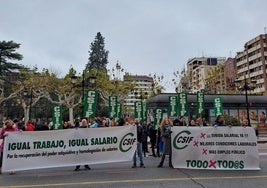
[1,0,266,92]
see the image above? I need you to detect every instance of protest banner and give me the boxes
[172,126,260,170]
[2,126,137,172]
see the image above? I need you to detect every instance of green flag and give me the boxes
[177,93,188,116]
[84,90,98,119]
[213,97,223,117]
[197,92,205,115]
[142,102,148,122]
[168,96,177,117]
[52,106,62,130]
[134,101,143,120]
[109,96,118,119]
[117,103,122,119]
[154,108,163,130]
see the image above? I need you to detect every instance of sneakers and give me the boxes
[84,165,91,170]
[140,164,145,168]
[132,164,145,168]
[9,171,15,175]
[74,165,80,171]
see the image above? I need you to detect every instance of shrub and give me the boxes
[224,114,241,126]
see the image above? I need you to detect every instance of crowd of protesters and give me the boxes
[0,114,258,175]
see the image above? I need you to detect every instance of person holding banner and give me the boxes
[242,118,251,127]
[188,119,197,126]
[0,120,19,174]
[132,118,145,168]
[242,118,259,137]
[213,115,226,126]
[157,118,173,168]
[74,119,91,171]
[196,116,207,127]
[178,116,187,126]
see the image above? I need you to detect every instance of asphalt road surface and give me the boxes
[1,143,267,188]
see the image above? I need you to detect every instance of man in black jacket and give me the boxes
[132,118,145,168]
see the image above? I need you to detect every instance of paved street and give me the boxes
[1,142,267,188]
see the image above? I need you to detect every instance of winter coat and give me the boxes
[0,126,19,153]
[161,124,172,155]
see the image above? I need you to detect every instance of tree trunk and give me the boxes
[24,106,30,124]
[69,107,74,125]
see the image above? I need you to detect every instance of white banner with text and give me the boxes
[2,126,137,172]
[172,127,260,170]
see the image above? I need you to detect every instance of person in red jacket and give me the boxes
[25,120,35,131]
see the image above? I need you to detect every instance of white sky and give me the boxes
[0,0,266,92]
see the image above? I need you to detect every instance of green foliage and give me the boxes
[224,114,241,126]
[0,40,24,75]
[85,32,109,72]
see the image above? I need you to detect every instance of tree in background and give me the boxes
[14,69,49,124]
[44,67,83,124]
[88,63,134,116]
[172,67,190,93]
[0,40,23,76]
[0,41,26,119]
[149,73,165,96]
[85,32,109,73]
[205,65,225,94]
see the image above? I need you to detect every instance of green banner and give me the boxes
[109,96,118,119]
[142,102,148,122]
[168,96,177,117]
[52,106,62,130]
[177,93,188,116]
[197,92,205,115]
[213,97,223,117]
[134,101,143,120]
[154,108,163,130]
[84,90,98,118]
[117,103,122,119]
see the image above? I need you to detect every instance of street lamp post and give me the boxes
[71,73,97,119]
[235,76,256,126]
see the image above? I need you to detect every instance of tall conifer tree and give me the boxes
[85,32,109,72]
[0,40,23,76]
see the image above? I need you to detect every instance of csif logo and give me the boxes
[173,130,194,150]
[119,132,137,152]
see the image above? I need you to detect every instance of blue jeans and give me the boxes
[132,142,144,165]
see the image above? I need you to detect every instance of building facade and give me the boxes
[186,57,226,93]
[235,34,267,95]
[124,75,153,111]
[224,57,237,93]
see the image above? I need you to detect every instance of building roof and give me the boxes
[147,93,267,108]
[124,75,153,82]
